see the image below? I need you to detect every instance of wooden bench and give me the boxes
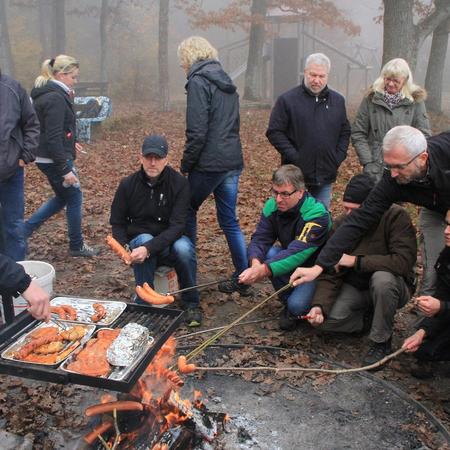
[75,81,109,96]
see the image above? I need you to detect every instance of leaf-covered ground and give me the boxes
[1,104,449,448]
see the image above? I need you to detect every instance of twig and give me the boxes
[194,347,406,374]
[176,317,277,340]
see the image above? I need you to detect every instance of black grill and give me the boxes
[0,300,184,392]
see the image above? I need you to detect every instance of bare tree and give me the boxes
[38,0,52,60]
[0,0,15,76]
[100,0,109,83]
[243,0,268,101]
[424,16,450,112]
[158,0,170,111]
[382,0,450,70]
[51,0,66,55]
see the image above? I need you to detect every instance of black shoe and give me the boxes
[218,279,254,297]
[410,360,434,380]
[185,307,202,327]
[362,339,392,368]
[442,401,450,416]
[70,242,101,257]
[279,307,297,331]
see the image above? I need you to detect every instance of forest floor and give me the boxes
[1,102,450,449]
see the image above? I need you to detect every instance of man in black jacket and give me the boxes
[266,53,350,209]
[291,126,450,292]
[110,136,201,327]
[0,70,40,261]
[0,253,50,321]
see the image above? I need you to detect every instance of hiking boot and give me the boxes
[410,360,434,380]
[279,307,297,331]
[362,339,392,369]
[185,307,202,327]
[70,242,101,257]
[218,278,254,297]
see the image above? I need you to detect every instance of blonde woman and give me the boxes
[25,55,99,257]
[352,58,431,181]
[177,37,250,296]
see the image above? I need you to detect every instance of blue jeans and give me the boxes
[186,170,248,277]
[307,183,332,210]
[24,161,84,251]
[0,167,26,261]
[267,246,316,316]
[130,233,199,307]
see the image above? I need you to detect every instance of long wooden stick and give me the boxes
[194,347,406,374]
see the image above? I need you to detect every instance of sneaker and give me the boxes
[279,306,297,331]
[218,279,254,297]
[410,360,434,380]
[70,242,101,257]
[362,339,392,369]
[185,307,202,327]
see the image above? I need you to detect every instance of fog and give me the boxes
[0,0,449,108]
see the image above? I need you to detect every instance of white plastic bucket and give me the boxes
[11,261,55,316]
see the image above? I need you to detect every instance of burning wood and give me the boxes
[83,337,227,449]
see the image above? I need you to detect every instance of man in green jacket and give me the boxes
[304,174,417,365]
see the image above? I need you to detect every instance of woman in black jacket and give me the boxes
[25,55,99,257]
[177,36,250,296]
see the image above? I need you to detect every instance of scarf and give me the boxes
[383,90,403,109]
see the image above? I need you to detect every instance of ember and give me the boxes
[84,337,227,449]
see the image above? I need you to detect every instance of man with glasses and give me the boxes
[266,53,350,209]
[237,165,331,330]
[291,126,450,316]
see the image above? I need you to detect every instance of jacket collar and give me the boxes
[139,165,169,187]
[301,78,329,100]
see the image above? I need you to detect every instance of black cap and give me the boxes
[142,135,168,158]
[343,173,375,205]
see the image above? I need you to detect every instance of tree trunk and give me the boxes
[38,0,52,61]
[100,0,108,86]
[0,0,15,77]
[382,0,417,69]
[243,0,268,101]
[158,0,170,112]
[424,17,450,113]
[51,0,66,55]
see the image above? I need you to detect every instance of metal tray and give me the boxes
[50,297,127,326]
[1,321,95,366]
[60,327,155,381]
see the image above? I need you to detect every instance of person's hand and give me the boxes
[63,171,79,186]
[402,329,426,353]
[18,159,25,167]
[416,295,441,317]
[337,254,356,269]
[290,265,323,287]
[307,306,324,326]
[238,262,268,285]
[130,246,149,264]
[75,142,85,153]
[21,281,51,321]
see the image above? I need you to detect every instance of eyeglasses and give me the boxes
[383,151,425,171]
[270,188,297,199]
[384,77,404,86]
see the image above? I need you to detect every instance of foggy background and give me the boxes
[0,0,449,110]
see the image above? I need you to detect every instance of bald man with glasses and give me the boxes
[237,164,331,330]
[290,125,450,300]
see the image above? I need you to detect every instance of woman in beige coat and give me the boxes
[352,58,431,181]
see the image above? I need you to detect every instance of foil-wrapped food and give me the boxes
[107,323,150,367]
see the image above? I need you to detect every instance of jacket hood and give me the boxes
[187,59,236,93]
[366,85,427,102]
[31,81,67,101]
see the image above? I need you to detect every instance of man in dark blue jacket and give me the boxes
[0,70,40,261]
[238,165,331,330]
[266,53,350,209]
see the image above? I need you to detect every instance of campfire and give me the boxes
[83,337,228,448]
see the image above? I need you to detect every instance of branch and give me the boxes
[416,1,450,46]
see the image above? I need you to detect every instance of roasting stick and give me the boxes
[193,347,407,374]
[176,283,292,368]
[166,279,229,296]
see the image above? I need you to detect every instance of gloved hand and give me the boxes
[363,162,382,182]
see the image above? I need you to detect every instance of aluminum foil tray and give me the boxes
[1,322,95,367]
[50,297,127,326]
[60,327,155,381]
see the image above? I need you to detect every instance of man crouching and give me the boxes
[110,135,201,327]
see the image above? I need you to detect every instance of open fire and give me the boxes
[83,337,227,449]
